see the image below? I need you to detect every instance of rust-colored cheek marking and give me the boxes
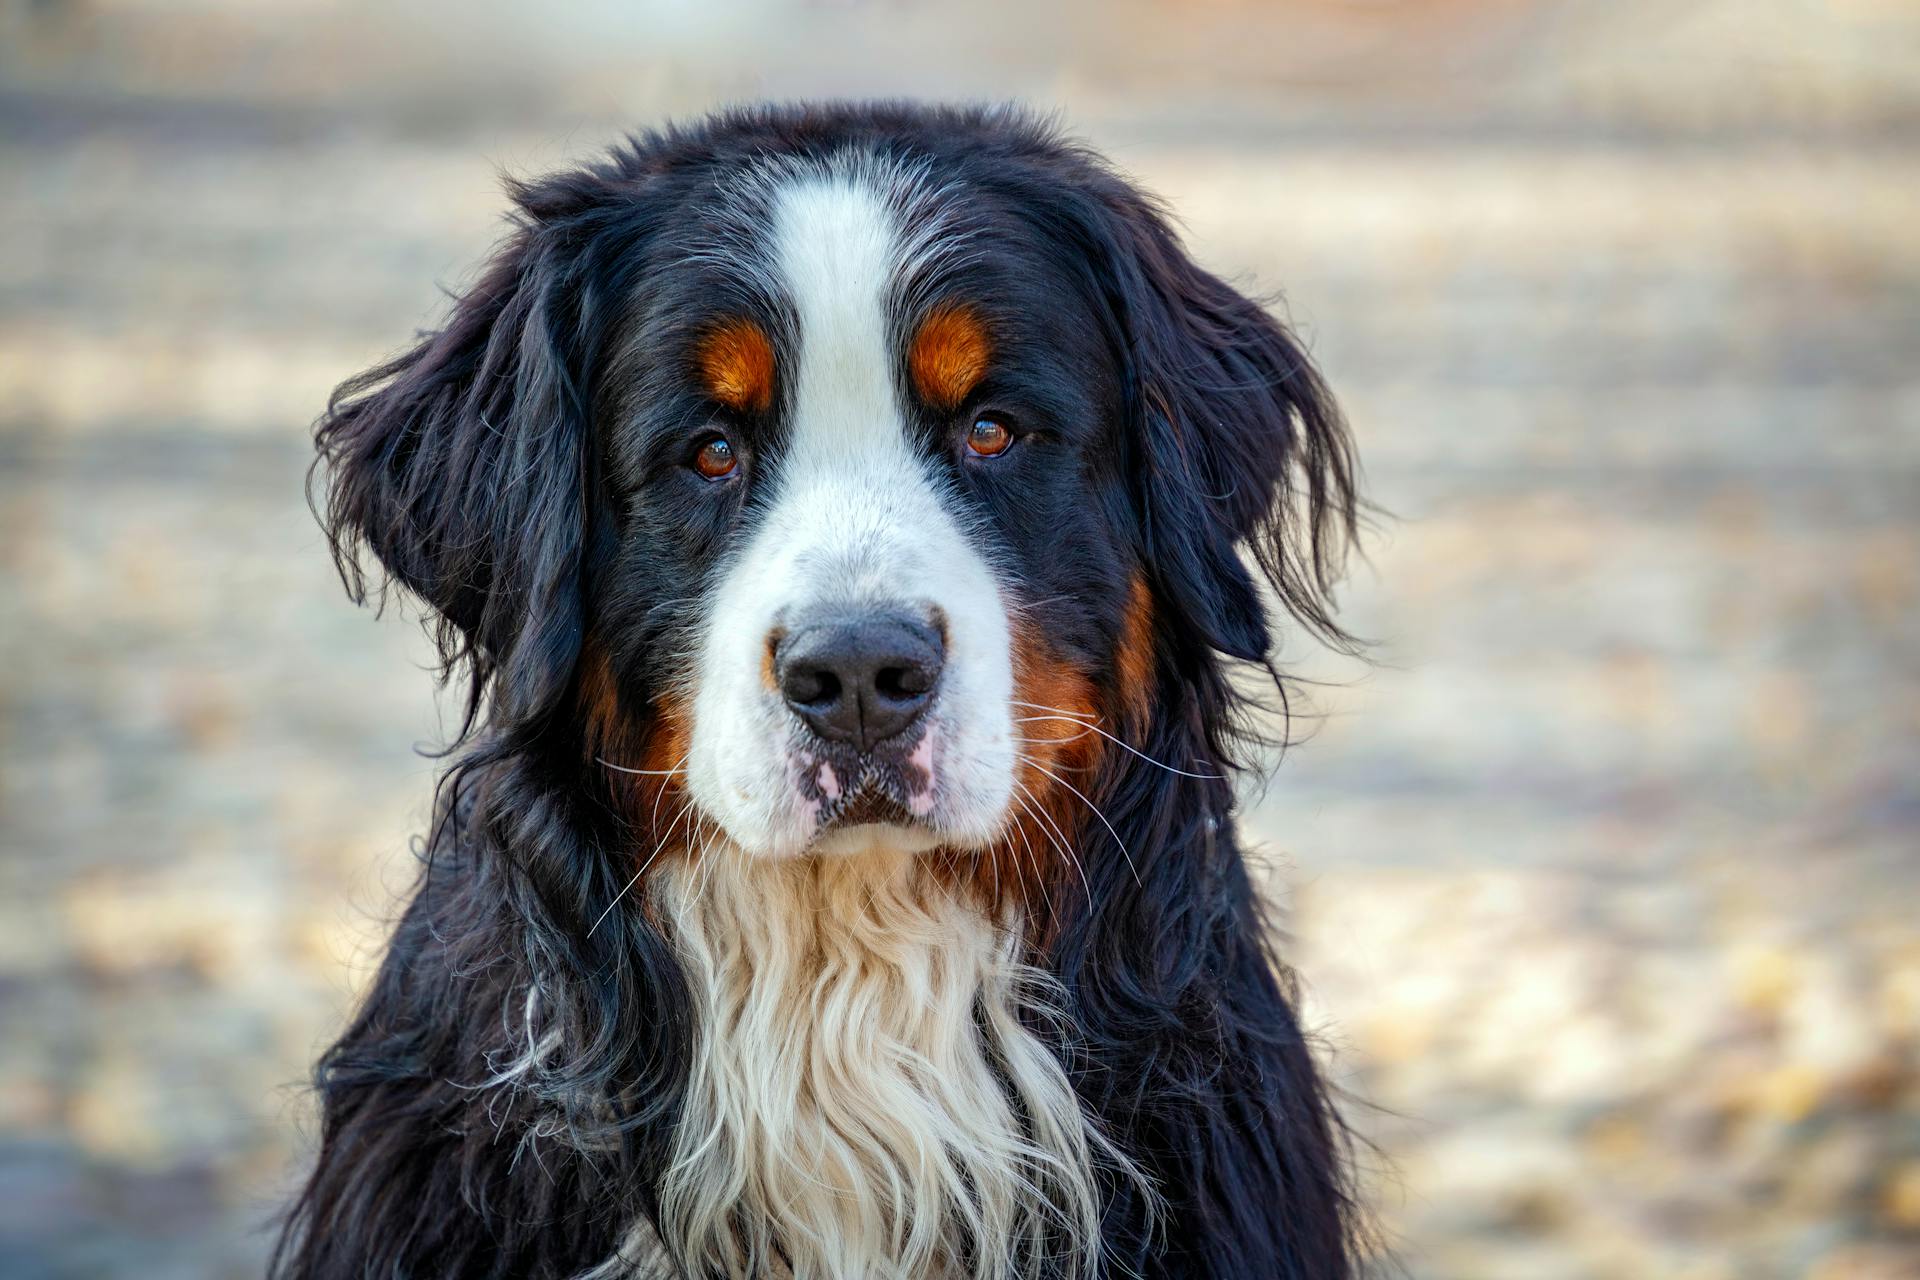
[577,639,695,892]
[696,319,776,415]
[938,616,1104,928]
[1112,573,1157,730]
[907,304,992,410]
[577,639,629,767]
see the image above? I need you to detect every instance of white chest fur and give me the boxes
[643,847,1113,1280]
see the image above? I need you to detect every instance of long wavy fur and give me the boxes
[277,102,1366,1280]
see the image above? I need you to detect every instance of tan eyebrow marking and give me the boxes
[695,318,776,414]
[908,304,992,410]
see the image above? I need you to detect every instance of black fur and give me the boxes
[280,102,1363,1279]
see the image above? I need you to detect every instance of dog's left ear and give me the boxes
[315,173,636,728]
[1079,177,1359,663]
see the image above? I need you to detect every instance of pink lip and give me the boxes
[906,734,937,817]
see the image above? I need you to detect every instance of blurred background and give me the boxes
[3,0,1918,1276]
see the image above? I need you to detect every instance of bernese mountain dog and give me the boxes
[277,102,1363,1280]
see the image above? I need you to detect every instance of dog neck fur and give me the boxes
[647,846,1112,1280]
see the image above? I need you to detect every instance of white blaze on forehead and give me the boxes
[762,163,957,596]
[683,156,1016,859]
[772,171,903,456]
[760,160,997,604]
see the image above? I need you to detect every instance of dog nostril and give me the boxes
[874,664,930,702]
[786,667,842,708]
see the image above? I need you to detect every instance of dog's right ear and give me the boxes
[314,169,640,725]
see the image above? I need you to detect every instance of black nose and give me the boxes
[775,613,944,753]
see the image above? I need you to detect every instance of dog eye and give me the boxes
[965,416,1013,458]
[693,434,738,480]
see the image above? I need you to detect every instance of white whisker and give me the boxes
[589,793,698,936]
[1010,781,1093,914]
[1012,729,1098,747]
[1012,707,1223,780]
[1003,800,1056,924]
[648,752,692,834]
[596,755,688,777]
[1009,699,1095,722]
[1019,754,1144,888]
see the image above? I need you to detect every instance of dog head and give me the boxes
[316,103,1356,888]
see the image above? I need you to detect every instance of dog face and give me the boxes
[662,162,1012,858]
[608,153,1155,863]
[317,105,1355,889]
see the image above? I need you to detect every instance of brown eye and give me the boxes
[966,416,1012,458]
[694,435,737,479]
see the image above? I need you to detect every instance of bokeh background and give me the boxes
[3,1,1918,1276]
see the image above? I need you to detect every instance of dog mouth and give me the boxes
[798,737,938,845]
[823,780,915,831]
